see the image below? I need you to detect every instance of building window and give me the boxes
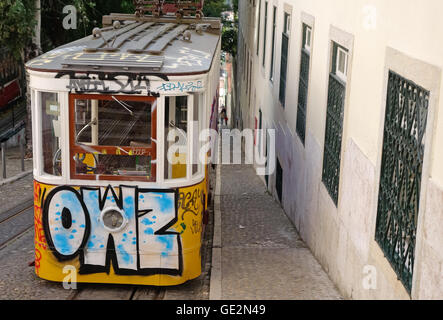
[321,42,348,206]
[296,24,312,145]
[276,157,283,203]
[246,52,249,92]
[375,71,430,294]
[336,46,348,82]
[279,12,290,107]
[304,26,312,51]
[262,2,268,66]
[258,109,263,154]
[269,6,277,81]
[256,0,261,56]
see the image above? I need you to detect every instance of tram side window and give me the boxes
[164,96,188,180]
[41,92,62,176]
[72,96,156,181]
[192,93,203,177]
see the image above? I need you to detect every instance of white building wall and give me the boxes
[237,0,443,299]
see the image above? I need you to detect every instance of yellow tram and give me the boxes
[25,13,221,286]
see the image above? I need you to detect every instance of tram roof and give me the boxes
[26,14,221,76]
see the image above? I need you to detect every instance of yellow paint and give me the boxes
[33,175,208,286]
[76,153,96,174]
[172,153,187,179]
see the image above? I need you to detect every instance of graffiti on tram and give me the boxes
[34,183,205,276]
[55,71,168,95]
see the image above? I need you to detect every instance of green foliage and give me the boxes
[220,1,238,57]
[39,0,237,57]
[203,0,228,18]
[0,0,37,59]
[41,0,135,52]
[222,21,237,56]
[232,0,238,12]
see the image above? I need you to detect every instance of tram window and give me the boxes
[192,94,202,176]
[164,96,188,180]
[74,98,152,146]
[41,92,62,176]
[71,95,156,181]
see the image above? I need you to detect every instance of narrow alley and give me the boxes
[212,160,342,299]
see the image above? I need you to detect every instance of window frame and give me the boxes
[304,25,312,52]
[68,93,158,182]
[256,0,262,56]
[335,46,348,82]
[269,5,277,82]
[296,23,313,145]
[39,91,63,178]
[279,11,291,107]
[375,71,430,294]
[262,1,268,67]
[321,40,351,206]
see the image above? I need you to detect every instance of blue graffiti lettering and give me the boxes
[156,81,203,93]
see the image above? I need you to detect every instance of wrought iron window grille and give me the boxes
[296,24,312,145]
[375,70,430,294]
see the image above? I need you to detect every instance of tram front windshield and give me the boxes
[72,96,156,181]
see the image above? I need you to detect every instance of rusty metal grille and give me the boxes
[375,71,430,294]
[322,73,346,206]
[296,49,310,144]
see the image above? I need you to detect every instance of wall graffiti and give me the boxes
[55,71,168,95]
[42,184,184,276]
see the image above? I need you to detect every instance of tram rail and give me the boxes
[0,199,34,249]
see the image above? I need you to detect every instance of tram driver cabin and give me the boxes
[26,13,221,286]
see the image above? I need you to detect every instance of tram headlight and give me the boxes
[100,207,127,233]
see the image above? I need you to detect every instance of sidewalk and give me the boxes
[0,145,33,183]
[211,161,343,300]
[0,146,33,217]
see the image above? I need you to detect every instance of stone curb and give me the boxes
[209,136,222,300]
[0,170,32,187]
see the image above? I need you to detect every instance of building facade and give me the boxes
[236,0,443,299]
